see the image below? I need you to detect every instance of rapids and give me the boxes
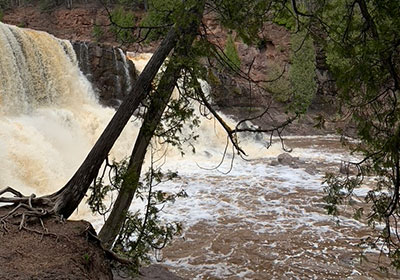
[1,23,398,279]
[157,137,400,279]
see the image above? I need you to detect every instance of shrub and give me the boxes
[288,31,317,114]
[224,34,241,70]
[265,31,317,114]
[109,6,135,43]
[92,24,104,42]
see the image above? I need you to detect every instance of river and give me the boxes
[154,137,399,279]
[0,22,398,279]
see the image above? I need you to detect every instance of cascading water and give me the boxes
[117,48,132,93]
[0,22,275,216]
[0,22,139,203]
[76,41,90,77]
[1,23,397,279]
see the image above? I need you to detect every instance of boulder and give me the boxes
[277,153,295,165]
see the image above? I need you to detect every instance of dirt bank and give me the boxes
[0,210,183,280]
[0,215,113,280]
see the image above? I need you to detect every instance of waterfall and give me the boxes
[0,22,139,199]
[77,41,91,78]
[117,48,132,93]
[0,22,278,222]
[0,23,387,279]
[1,24,348,278]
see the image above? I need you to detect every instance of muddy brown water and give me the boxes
[155,137,399,279]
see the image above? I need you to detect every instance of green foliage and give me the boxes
[39,0,55,11]
[110,6,135,43]
[272,3,296,31]
[0,0,10,10]
[82,253,91,265]
[303,0,400,268]
[140,0,204,43]
[0,9,3,21]
[153,74,201,155]
[206,69,221,87]
[287,31,317,114]
[210,0,275,44]
[104,0,144,9]
[139,0,181,41]
[265,30,316,114]
[17,21,26,28]
[323,171,361,217]
[223,34,241,70]
[92,24,104,42]
[264,62,292,102]
[88,157,185,272]
[115,0,141,6]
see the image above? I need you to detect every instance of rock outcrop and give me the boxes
[2,0,344,136]
[72,41,137,107]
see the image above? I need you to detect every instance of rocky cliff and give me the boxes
[1,0,344,135]
[72,41,137,107]
[2,1,139,107]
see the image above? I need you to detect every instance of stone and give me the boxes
[270,160,279,166]
[72,41,138,107]
[305,166,316,175]
[277,153,294,165]
[93,45,103,57]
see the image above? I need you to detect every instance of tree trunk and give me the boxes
[47,27,179,219]
[98,61,178,249]
[47,0,206,220]
[98,3,205,249]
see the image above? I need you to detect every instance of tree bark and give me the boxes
[47,0,207,220]
[98,2,205,249]
[98,60,179,249]
[47,27,179,219]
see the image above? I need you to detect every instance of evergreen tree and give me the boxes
[0,0,298,270]
[289,0,400,268]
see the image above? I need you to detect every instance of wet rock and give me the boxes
[277,153,295,165]
[276,153,303,169]
[305,165,317,175]
[139,265,184,280]
[72,41,138,106]
[291,163,299,169]
[270,160,279,166]
[204,151,212,158]
[113,264,183,280]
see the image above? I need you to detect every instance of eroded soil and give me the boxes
[0,215,113,280]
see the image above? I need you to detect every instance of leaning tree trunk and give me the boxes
[98,3,205,249]
[98,57,180,249]
[99,50,190,249]
[46,27,179,219]
[46,0,206,219]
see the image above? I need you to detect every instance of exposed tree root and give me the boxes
[1,187,134,267]
[0,187,76,246]
[0,186,55,233]
[0,187,53,205]
[1,218,8,233]
[21,225,60,241]
[1,187,133,266]
[83,225,134,266]
[0,186,23,198]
